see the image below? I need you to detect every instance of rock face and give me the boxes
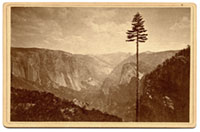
[11,47,115,91]
[139,46,190,122]
[119,63,144,85]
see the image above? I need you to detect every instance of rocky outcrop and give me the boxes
[119,63,143,85]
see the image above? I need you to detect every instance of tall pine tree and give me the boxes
[126,12,148,122]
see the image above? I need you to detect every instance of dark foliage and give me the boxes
[139,46,190,122]
[11,87,122,122]
[126,12,148,42]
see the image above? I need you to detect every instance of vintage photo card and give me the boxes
[3,2,196,128]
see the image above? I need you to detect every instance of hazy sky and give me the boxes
[11,7,190,54]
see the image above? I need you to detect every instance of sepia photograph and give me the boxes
[3,3,196,128]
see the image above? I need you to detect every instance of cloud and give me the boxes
[81,15,133,53]
[169,16,190,30]
[11,7,190,54]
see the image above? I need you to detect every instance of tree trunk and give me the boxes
[135,32,139,122]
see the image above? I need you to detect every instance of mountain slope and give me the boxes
[100,50,178,121]
[11,87,122,121]
[139,46,190,122]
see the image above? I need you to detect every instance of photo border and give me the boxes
[3,2,197,128]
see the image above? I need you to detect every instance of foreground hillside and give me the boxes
[11,87,122,121]
[139,46,190,122]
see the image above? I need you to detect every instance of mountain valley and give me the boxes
[11,47,189,121]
